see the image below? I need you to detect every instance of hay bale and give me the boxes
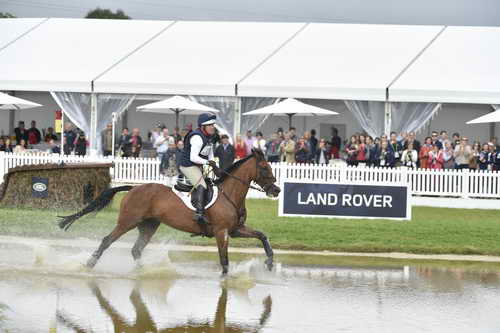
[0,163,112,210]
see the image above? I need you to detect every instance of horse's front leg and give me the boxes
[215,228,229,275]
[230,226,273,271]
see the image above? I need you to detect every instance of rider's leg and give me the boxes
[179,165,209,232]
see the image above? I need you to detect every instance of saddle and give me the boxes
[172,176,218,211]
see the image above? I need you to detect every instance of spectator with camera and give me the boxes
[345,135,359,166]
[454,137,472,170]
[401,142,418,168]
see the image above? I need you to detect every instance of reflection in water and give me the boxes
[57,281,272,333]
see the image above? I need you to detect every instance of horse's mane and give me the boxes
[214,154,254,185]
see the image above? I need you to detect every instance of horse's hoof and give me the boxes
[265,258,273,272]
[86,256,98,269]
[221,265,229,276]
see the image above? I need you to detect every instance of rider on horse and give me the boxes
[179,113,222,229]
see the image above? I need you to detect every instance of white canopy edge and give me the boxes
[467,108,500,124]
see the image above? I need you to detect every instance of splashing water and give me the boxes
[133,243,179,280]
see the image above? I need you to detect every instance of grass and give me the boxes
[1,195,500,256]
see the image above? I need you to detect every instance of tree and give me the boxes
[85,8,131,19]
[0,12,16,18]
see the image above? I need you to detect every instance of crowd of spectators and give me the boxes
[3,120,500,173]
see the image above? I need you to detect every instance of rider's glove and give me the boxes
[208,160,222,177]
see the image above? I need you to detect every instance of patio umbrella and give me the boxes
[467,108,500,124]
[0,92,41,110]
[136,95,219,129]
[242,98,338,129]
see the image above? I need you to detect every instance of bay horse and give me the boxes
[58,149,281,275]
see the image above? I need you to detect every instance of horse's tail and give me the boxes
[57,185,133,231]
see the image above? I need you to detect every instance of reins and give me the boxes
[211,158,267,193]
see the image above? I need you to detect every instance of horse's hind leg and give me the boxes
[131,218,160,263]
[230,226,274,271]
[215,229,229,275]
[87,222,136,269]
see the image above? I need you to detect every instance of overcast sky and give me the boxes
[1,0,499,26]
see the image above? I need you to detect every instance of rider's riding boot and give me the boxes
[193,186,209,234]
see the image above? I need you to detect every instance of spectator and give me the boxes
[14,139,27,153]
[401,142,418,168]
[493,144,500,171]
[27,120,41,145]
[162,137,180,178]
[14,121,28,144]
[431,131,443,150]
[276,127,285,141]
[487,142,496,171]
[253,131,267,153]
[101,123,113,156]
[214,134,235,170]
[356,134,368,166]
[244,130,256,156]
[172,127,182,143]
[345,135,358,166]
[389,132,403,165]
[3,138,13,153]
[454,137,472,169]
[155,128,170,169]
[302,131,313,162]
[478,143,490,171]
[309,129,318,159]
[117,128,132,157]
[440,130,449,146]
[470,141,480,170]
[330,127,342,159]
[289,127,297,141]
[234,134,247,160]
[315,138,331,164]
[451,132,461,148]
[63,123,77,155]
[404,131,421,153]
[44,127,58,142]
[295,137,310,163]
[149,124,161,144]
[265,133,281,163]
[442,140,455,169]
[428,144,444,169]
[419,137,433,169]
[48,139,60,154]
[378,140,395,167]
[75,132,87,156]
[130,128,143,158]
[368,137,380,167]
[0,138,5,152]
[281,132,296,163]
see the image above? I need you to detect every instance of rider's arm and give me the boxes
[190,135,209,165]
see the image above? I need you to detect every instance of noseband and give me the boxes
[216,157,274,193]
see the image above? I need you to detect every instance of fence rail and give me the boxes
[1,152,500,199]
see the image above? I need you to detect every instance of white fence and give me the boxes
[1,152,500,199]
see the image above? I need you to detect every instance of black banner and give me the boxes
[32,177,48,198]
[281,182,409,219]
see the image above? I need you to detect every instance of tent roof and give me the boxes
[0,18,47,51]
[0,18,499,104]
[238,24,443,101]
[94,21,304,96]
[389,26,500,104]
[0,18,173,92]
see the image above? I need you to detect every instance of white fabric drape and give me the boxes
[344,101,385,138]
[241,97,280,133]
[189,95,236,139]
[51,92,91,136]
[51,92,135,154]
[96,94,135,153]
[391,102,441,134]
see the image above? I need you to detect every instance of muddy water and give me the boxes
[1,239,500,332]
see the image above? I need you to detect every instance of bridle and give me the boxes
[214,156,275,193]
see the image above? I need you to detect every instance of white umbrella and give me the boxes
[242,98,338,128]
[467,108,500,124]
[136,95,219,129]
[0,92,41,110]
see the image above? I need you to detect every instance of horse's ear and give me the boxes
[252,148,264,160]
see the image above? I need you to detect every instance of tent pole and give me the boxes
[288,114,292,130]
[175,109,180,130]
[234,97,242,140]
[60,110,64,156]
[90,93,98,156]
[111,112,116,158]
[384,102,392,136]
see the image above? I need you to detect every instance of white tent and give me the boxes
[390,26,500,104]
[0,92,41,109]
[137,95,219,128]
[243,98,338,128]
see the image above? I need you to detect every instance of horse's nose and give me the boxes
[272,185,281,196]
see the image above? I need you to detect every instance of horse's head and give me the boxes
[251,148,281,197]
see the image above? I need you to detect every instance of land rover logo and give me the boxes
[33,182,47,192]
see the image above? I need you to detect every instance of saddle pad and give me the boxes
[172,186,219,211]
